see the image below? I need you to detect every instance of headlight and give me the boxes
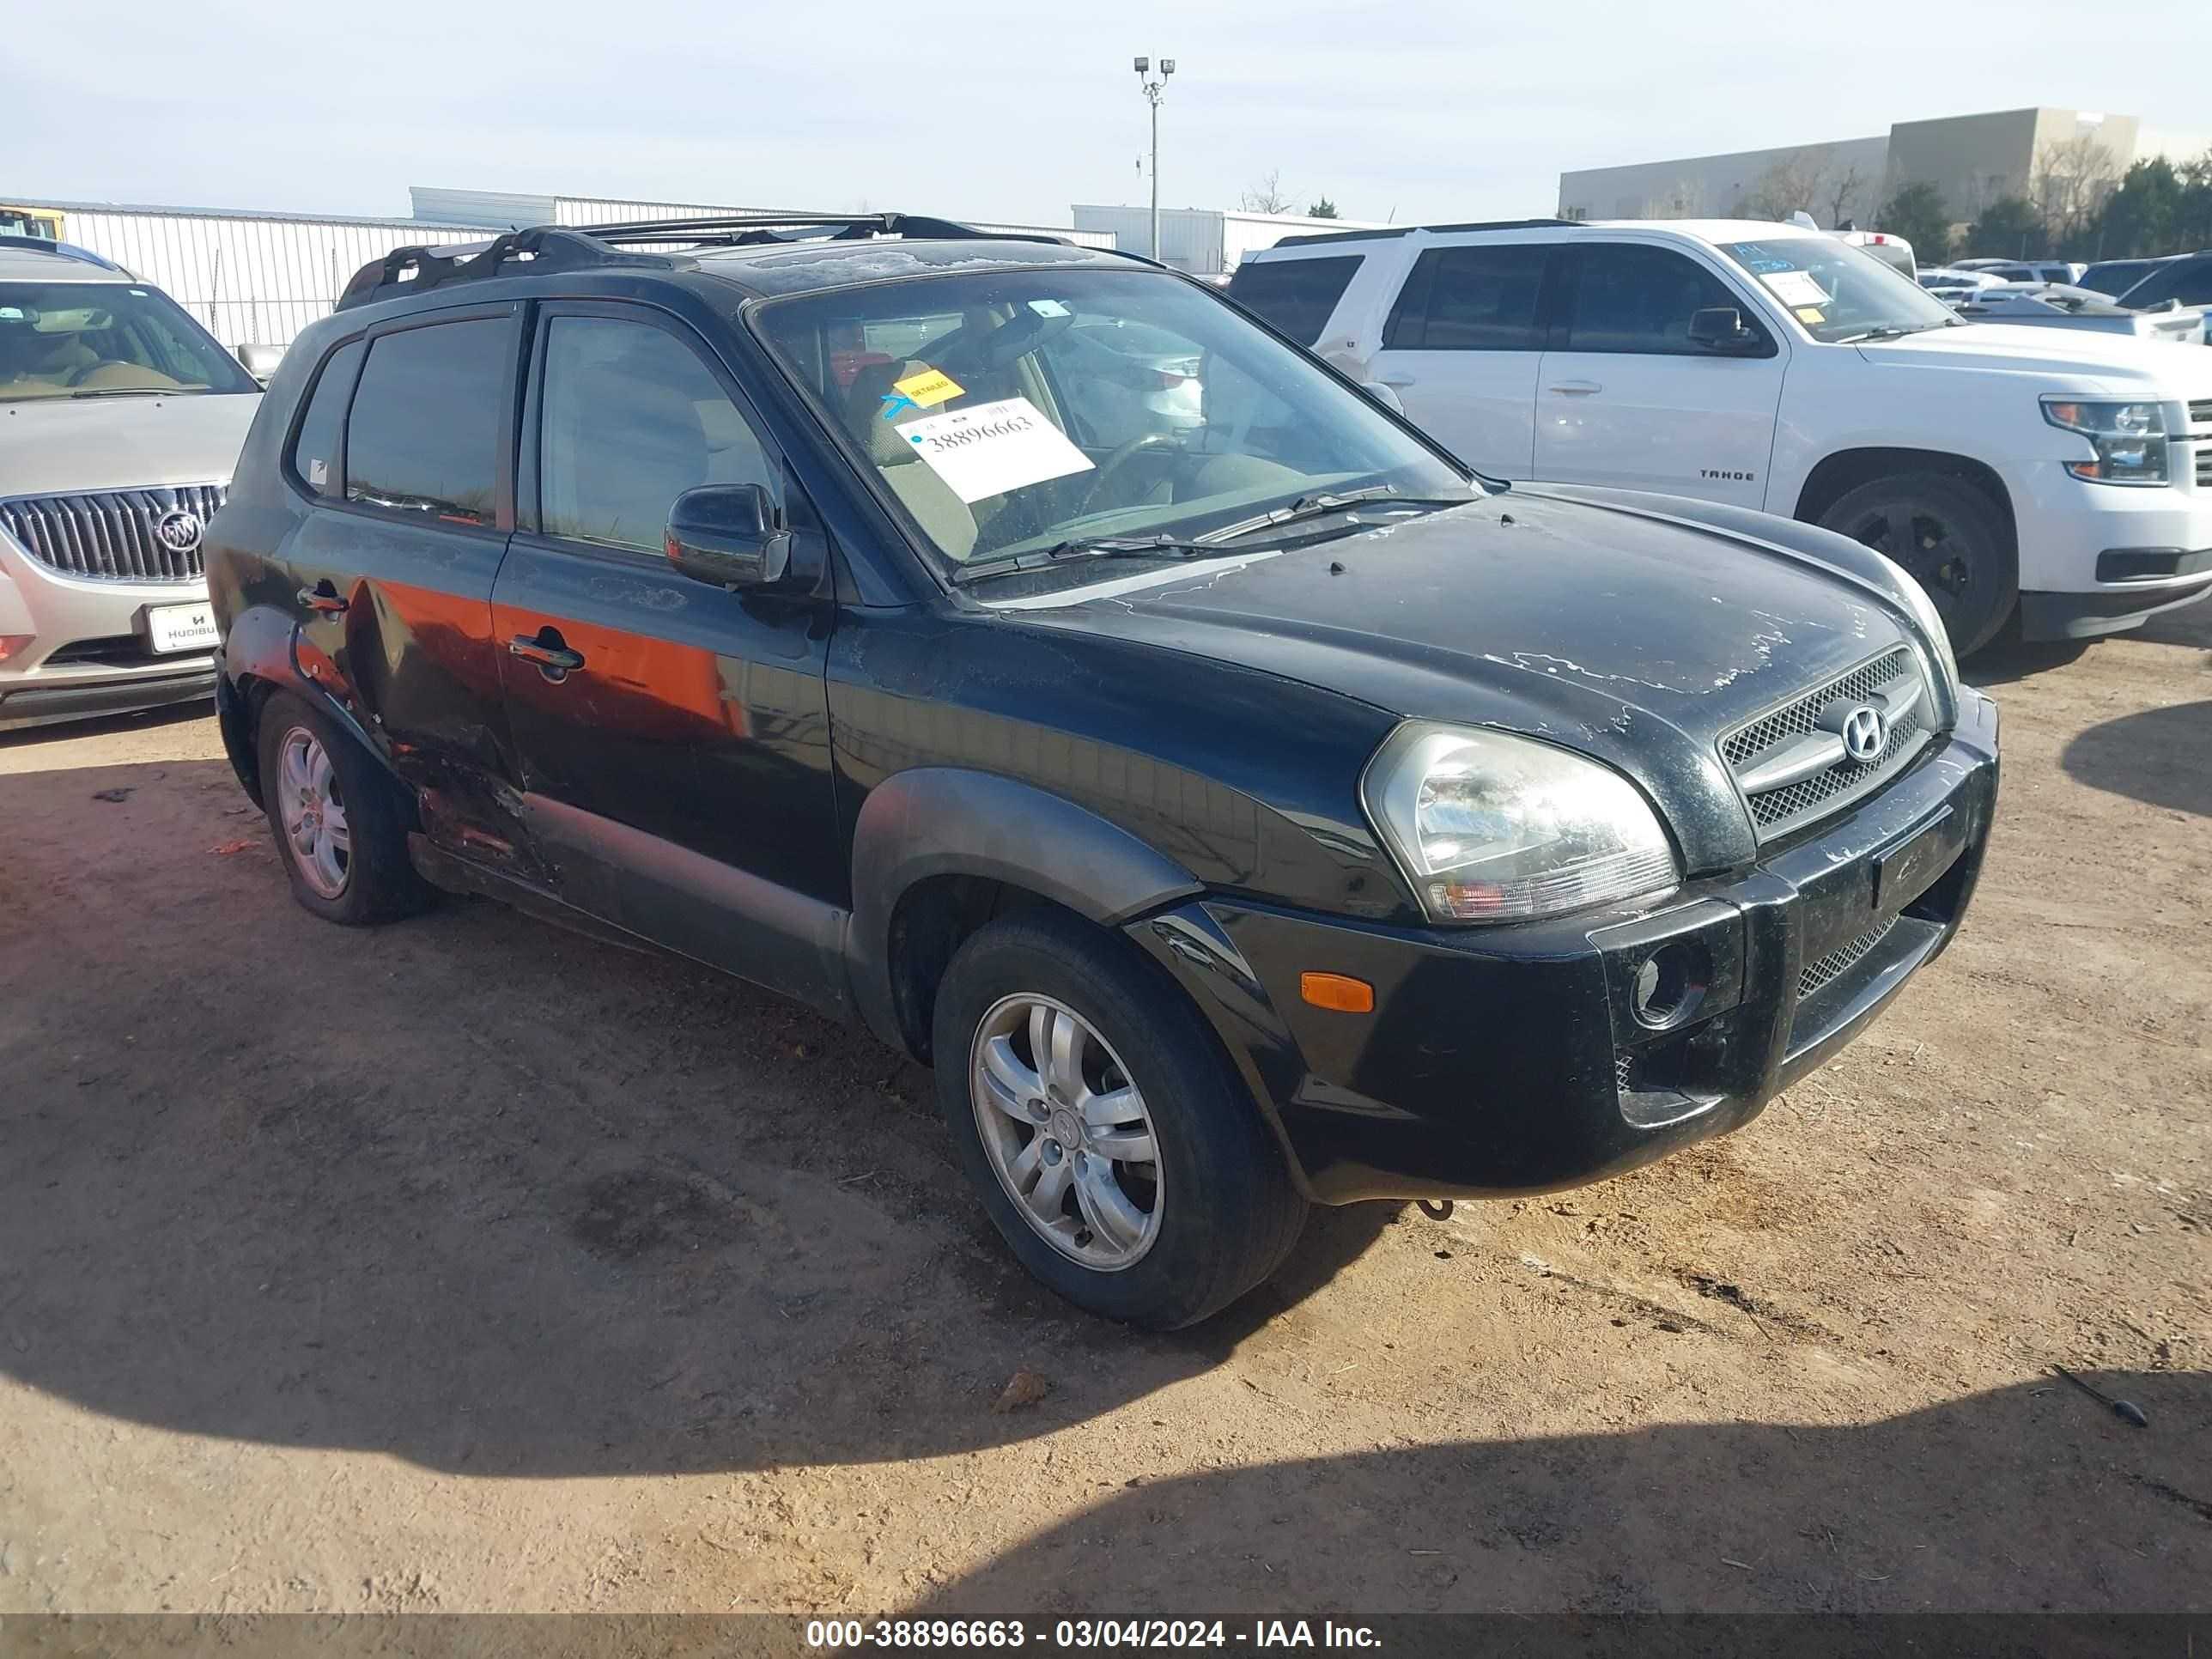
[1361,724,1679,924]
[1891,562,1960,691]
[2042,398,2170,486]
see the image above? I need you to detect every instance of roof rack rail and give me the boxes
[336,225,672,312]
[576,212,1071,250]
[1271,217,1579,250]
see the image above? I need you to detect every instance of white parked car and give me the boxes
[1954,282,2209,346]
[1230,217,2212,653]
[1917,267,2006,307]
[1,239,261,731]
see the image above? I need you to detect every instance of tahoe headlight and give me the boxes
[2042,398,2171,486]
[1361,723,1680,924]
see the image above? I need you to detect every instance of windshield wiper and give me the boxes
[947,534,1216,586]
[65,386,210,399]
[1194,487,1469,546]
[1837,321,1952,344]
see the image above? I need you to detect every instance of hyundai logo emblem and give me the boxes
[1840,704,1887,763]
[154,508,204,555]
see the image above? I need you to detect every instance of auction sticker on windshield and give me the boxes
[1761,270,1829,308]
[899,395,1094,503]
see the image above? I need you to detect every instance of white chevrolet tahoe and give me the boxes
[0,239,260,731]
[1230,218,2212,653]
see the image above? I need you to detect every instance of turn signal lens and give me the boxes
[0,636,32,664]
[1300,972,1376,1013]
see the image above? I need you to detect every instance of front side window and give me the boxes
[1383,245,1548,350]
[1562,245,1760,354]
[0,280,258,403]
[750,266,1476,590]
[343,319,510,526]
[537,314,772,552]
[1223,255,1364,345]
[1716,236,1960,344]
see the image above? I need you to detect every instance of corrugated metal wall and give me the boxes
[39,204,496,348]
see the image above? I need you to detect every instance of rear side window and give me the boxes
[1224,255,1363,345]
[343,319,510,526]
[1383,245,1549,349]
[1562,245,1752,354]
[288,338,363,497]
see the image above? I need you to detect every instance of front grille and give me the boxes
[2189,398,2212,430]
[2197,444,2210,489]
[0,483,224,582]
[1614,1052,1636,1095]
[1799,915,1901,1001]
[1721,647,1934,842]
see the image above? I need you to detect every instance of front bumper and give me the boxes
[0,544,216,732]
[1130,689,2001,1204]
[2010,452,2212,639]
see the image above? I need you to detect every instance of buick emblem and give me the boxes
[154,508,204,554]
[1839,704,1887,763]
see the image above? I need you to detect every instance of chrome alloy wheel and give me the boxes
[276,726,350,899]
[969,994,1163,1271]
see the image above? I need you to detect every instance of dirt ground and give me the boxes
[1,604,2206,1620]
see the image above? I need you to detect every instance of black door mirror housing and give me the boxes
[1688,307,1765,354]
[665,483,792,590]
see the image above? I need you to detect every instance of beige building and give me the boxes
[1558,106,2197,228]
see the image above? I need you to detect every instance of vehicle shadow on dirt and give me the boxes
[902,1369,2212,1614]
[0,747,1399,1480]
[2062,701,2212,817]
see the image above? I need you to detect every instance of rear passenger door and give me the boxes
[278,306,528,860]
[1364,242,1550,477]
[1531,241,1786,507]
[488,302,843,997]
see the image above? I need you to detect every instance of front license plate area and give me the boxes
[1872,805,1961,914]
[144,601,219,654]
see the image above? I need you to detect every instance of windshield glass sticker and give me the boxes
[1794,306,1826,325]
[881,366,963,420]
[1761,270,1829,308]
[1027,299,1071,318]
[900,395,1095,503]
[1729,244,1797,274]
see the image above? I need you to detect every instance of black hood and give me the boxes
[1000,491,1915,873]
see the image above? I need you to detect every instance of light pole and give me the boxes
[1133,56,1175,262]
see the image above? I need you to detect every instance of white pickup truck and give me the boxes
[1229,217,2212,653]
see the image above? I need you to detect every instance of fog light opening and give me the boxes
[1631,941,1709,1030]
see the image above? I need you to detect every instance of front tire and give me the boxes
[933,908,1307,1329]
[1817,471,2018,658]
[256,689,430,926]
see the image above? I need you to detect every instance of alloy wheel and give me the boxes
[276,726,350,899]
[969,994,1162,1271]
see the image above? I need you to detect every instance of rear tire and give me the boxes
[933,908,1308,1329]
[256,690,430,926]
[1817,471,2018,658]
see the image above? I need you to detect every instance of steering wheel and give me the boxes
[1075,430,1186,515]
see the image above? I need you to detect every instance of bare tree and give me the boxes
[2031,135,2122,240]
[1742,147,1834,222]
[1239,168,1296,215]
[1825,162,1868,229]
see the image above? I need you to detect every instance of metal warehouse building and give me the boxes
[4,189,1115,351]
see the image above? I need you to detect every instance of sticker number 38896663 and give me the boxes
[897,396,1095,504]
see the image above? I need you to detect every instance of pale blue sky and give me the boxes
[10,0,2209,227]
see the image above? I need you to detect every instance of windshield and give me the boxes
[1716,238,1960,344]
[750,267,1476,586]
[0,280,258,403]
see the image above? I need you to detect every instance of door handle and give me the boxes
[1376,374,1418,387]
[297,582,348,615]
[508,630,585,678]
[1547,380,1603,395]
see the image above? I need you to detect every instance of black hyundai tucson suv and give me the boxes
[204,213,1999,1329]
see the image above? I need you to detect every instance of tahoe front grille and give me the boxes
[0,483,225,583]
[2189,398,2212,429]
[1720,647,1935,842]
[1800,915,1901,1001]
[2197,445,2211,489]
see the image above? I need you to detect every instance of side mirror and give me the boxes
[236,342,285,385]
[1688,307,1764,354]
[1363,380,1405,415]
[665,483,792,590]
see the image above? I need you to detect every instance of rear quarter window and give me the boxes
[286,337,364,498]
[1224,255,1364,345]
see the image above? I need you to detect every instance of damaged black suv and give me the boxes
[205,214,1999,1328]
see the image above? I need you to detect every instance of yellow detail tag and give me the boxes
[1795,307,1826,325]
[893,367,963,408]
